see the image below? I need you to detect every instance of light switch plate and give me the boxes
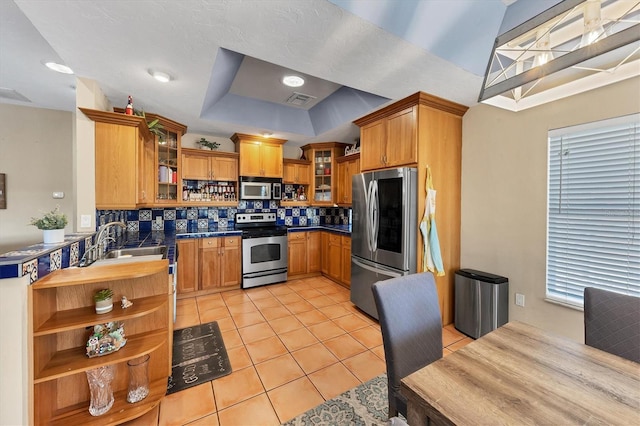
[81,215,91,228]
[52,191,64,199]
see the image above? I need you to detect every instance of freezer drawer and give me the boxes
[454,269,509,339]
[350,256,406,320]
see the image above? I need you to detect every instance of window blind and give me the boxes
[547,114,640,307]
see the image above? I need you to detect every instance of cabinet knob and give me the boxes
[208,241,213,245]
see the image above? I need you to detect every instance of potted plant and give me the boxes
[29,206,68,244]
[196,137,220,150]
[94,289,114,314]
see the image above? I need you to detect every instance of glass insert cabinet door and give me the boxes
[314,149,332,202]
[157,128,179,202]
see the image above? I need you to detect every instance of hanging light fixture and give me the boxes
[532,27,554,68]
[479,0,640,111]
[580,0,607,47]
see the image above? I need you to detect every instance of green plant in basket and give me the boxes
[94,288,114,302]
[134,108,164,137]
[29,206,68,230]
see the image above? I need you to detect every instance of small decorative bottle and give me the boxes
[125,95,134,115]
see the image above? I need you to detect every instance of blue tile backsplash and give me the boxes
[98,203,351,231]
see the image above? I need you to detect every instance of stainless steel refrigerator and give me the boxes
[350,167,418,319]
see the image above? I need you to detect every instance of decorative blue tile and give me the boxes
[293,217,299,226]
[50,249,62,271]
[61,245,70,268]
[285,216,293,226]
[269,201,278,209]
[176,220,187,230]
[238,201,247,210]
[22,259,38,283]
[208,208,218,219]
[164,220,175,230]
[127,221,139,231]
[218,218,228,228]
[152,220,164,231]
[198,219,208,228]
[187,209,198,220]
[139,220,152,231]
[320,208,326,216]
[292,208,300,217]
[163,209,176,220]
[139,210,152,221]
[278,208,285,219]
[126,210,139,221]
[218,209,227,219]
[70,242,80,266]
[176,208,187,219]
[299,216,308,226]
[254,201,263,209]
[198,208,208,219]
[285,209,292,217]
[0,264,19,279]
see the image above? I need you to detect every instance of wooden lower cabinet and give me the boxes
[29,261,172,425]
[318,232,351,288]
[288,231,321,277]
[341,235,351,287]
[177,236,241,297]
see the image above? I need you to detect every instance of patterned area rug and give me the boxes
[283,374,393,426]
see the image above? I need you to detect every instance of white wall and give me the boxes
[460,77,640,342]
[0,104,74,253]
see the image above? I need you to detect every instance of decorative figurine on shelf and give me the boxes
[125,95,134,115]
[86,321,127,358]
[121,295,133,309]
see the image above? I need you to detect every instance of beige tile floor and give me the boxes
[158,276,472,426]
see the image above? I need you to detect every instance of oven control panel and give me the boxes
[236,212,276,224]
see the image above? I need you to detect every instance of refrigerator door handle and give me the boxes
[351,256,403,278]
[366,180,375,252]
[371,180,379,252]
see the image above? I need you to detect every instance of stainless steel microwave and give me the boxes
[240,177,282,200]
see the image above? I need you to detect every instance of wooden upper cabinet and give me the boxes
[301,142,349,206]
[336,153,360,206]
[231,133,286,178]
[182,149,239,181]
[80,108,153,209]
[283,159,311,185]
[358,106,417,171]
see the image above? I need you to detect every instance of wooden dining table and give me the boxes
[401,321,640,425]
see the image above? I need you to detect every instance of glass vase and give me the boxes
[127,354,150,403]
[86,364,115,416]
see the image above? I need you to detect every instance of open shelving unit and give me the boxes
[29,260,172,425]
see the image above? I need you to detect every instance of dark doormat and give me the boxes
[166,321,232,395]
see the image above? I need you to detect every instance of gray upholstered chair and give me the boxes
[372,272,443,418]
[584,287,640,363]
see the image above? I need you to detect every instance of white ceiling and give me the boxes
[1,0,558,147]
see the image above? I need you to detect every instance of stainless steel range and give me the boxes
[236,212,288,288]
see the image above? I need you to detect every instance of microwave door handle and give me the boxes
[371,180,379,252]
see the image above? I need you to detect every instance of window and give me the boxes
[546,115,639,307]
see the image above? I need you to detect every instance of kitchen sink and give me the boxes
[104,246,168,259]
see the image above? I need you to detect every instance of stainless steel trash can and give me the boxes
[454,269,508,339]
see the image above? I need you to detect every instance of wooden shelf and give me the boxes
[34,330,166,383]
[48,378,167,426]
[34,294,168,336]
[33,260,168,289]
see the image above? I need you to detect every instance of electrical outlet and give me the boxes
[52,191,64,199]
[515,293,525,307]
[81,215,91,228]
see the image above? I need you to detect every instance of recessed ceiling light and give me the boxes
[282,75,304,87]
[45,62,73,74]
[262,132,273,138]
[150,70,172,83]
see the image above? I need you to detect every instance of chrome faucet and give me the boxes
[79,221,126,267]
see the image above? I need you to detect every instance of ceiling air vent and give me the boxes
[285,92,317,106]
[0,88,31,103]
